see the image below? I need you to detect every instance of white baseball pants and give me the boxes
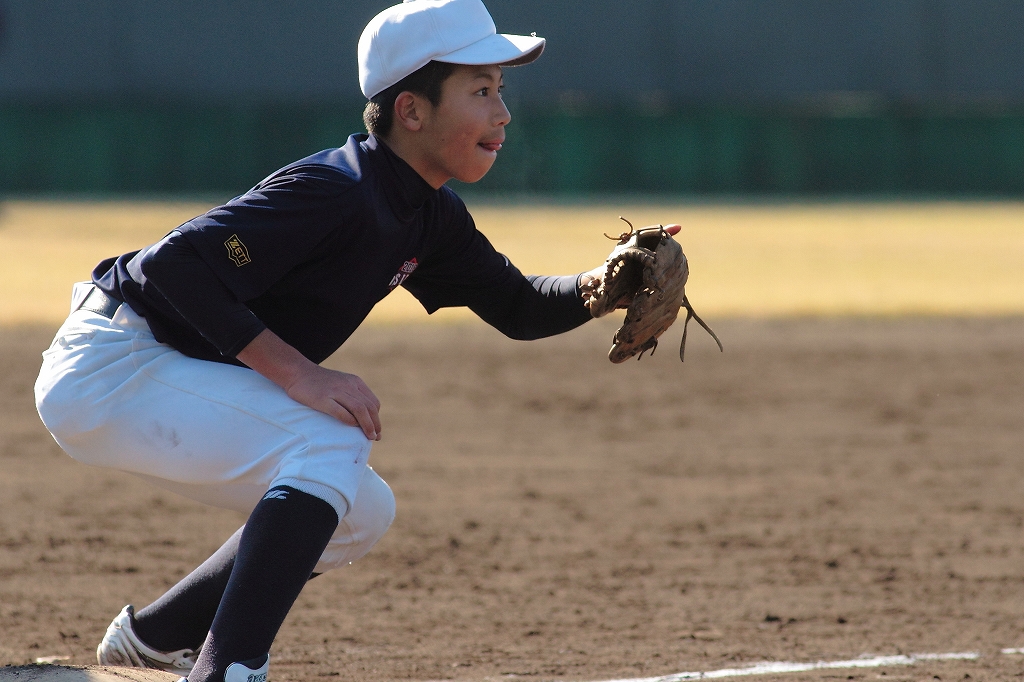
[34,284,394,573]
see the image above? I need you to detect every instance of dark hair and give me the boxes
[363,60,458,137]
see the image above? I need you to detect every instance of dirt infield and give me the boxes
[2,316,1024,681]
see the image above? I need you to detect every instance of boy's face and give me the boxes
[416,64,511,185]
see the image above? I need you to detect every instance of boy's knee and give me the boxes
[359,469,397,540]
[345,469,396,549]
[314,469,395,573]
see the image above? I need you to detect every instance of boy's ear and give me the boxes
[393,91,427,132]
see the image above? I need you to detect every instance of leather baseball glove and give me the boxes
[584,218,723,363]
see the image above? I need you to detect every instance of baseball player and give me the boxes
[34,2,624,681]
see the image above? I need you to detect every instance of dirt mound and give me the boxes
[0,666,177,682]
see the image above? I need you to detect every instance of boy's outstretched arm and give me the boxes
[487,225,688,337]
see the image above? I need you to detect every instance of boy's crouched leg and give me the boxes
[313,466,395,574]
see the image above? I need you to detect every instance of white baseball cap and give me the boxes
[358,0,545,99]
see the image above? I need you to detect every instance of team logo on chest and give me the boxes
[388,257,419,291]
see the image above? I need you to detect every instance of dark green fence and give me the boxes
[2,101,1022,195]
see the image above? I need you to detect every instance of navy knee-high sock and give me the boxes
[188,486,340,682]
[132,526,326,653]
[134,527,244,652]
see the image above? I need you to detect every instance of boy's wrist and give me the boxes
[578,267,603,300]
[236,329,316,391]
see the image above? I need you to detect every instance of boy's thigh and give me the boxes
[60,334,370,518]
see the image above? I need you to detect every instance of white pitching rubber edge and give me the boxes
[598,652,980,682]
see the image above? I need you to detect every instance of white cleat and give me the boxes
[96,604,200,674]
[224,654,269,682]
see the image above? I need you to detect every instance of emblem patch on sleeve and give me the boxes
[388,258,419,290]
[224,234,251,267]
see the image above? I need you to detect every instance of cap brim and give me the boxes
[435,33,545,67]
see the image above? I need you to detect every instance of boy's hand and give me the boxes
[580,266,621,308]
[284,365,382,441]
[237,329,382,440]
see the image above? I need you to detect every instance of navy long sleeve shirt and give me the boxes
[92,134,591,366]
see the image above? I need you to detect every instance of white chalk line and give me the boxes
[597,651,980,682]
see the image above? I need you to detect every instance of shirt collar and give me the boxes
[361,133,437,218]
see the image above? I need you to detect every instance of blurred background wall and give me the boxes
[1,0,1022,195]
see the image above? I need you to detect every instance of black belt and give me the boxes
[77,286,122,319]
